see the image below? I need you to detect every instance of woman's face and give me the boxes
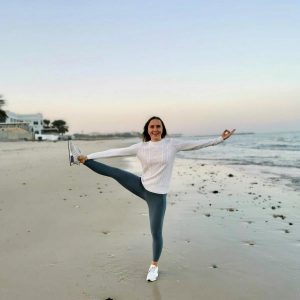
[148,119,163,142]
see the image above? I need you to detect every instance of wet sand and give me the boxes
[0,140,299,300]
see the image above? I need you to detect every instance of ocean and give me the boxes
[177,131,300,191]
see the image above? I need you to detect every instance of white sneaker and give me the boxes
[68,140,81,166]
[146,265,159,282]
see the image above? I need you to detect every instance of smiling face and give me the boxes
[148,119,163,142]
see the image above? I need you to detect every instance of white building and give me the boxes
[4,111,60,141]
[5,111,44,135]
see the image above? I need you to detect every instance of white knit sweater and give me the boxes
[87,136,224,194]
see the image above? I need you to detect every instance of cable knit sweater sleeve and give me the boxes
[86,142,141,160]
[173,136,224,152]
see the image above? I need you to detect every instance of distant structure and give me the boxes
[5,111,44,135]
[0,111,59,141]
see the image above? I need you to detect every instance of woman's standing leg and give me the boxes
[145,192,167,263]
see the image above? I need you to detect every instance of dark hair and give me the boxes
[142,116,167,142]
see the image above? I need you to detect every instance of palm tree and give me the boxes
[0,94,8,123]
[52,119,69,135]
[43,119,51,128]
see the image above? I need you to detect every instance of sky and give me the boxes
[1,0,299,135]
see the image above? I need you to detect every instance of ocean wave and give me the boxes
[177,155,300,169]
[226,160,300,169]
[250,144,300,151]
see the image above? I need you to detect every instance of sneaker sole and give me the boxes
[147,275,158,282]
[147,278,158,282]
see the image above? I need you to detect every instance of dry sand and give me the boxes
[0,140,299,300]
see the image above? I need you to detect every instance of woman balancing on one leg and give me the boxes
[68,116,235,282]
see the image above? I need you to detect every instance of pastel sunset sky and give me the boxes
[1,0,299,135]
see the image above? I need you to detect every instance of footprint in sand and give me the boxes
[242,220,254,225]
[226,208,238,212]
[243,241,256,246]
[273,214,286,220]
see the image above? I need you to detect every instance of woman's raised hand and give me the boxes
[222,129,236,140]
[78,155,88,164]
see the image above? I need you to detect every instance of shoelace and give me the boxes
[148,266,157,274]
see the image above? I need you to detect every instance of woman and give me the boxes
[68,116,235,282]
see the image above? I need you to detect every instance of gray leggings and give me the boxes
[84,160,167,262]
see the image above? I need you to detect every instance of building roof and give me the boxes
[6,111,43,120]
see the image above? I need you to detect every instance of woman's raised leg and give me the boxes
[84,159,146,200]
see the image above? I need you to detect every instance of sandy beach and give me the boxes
[0,139,299,300]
